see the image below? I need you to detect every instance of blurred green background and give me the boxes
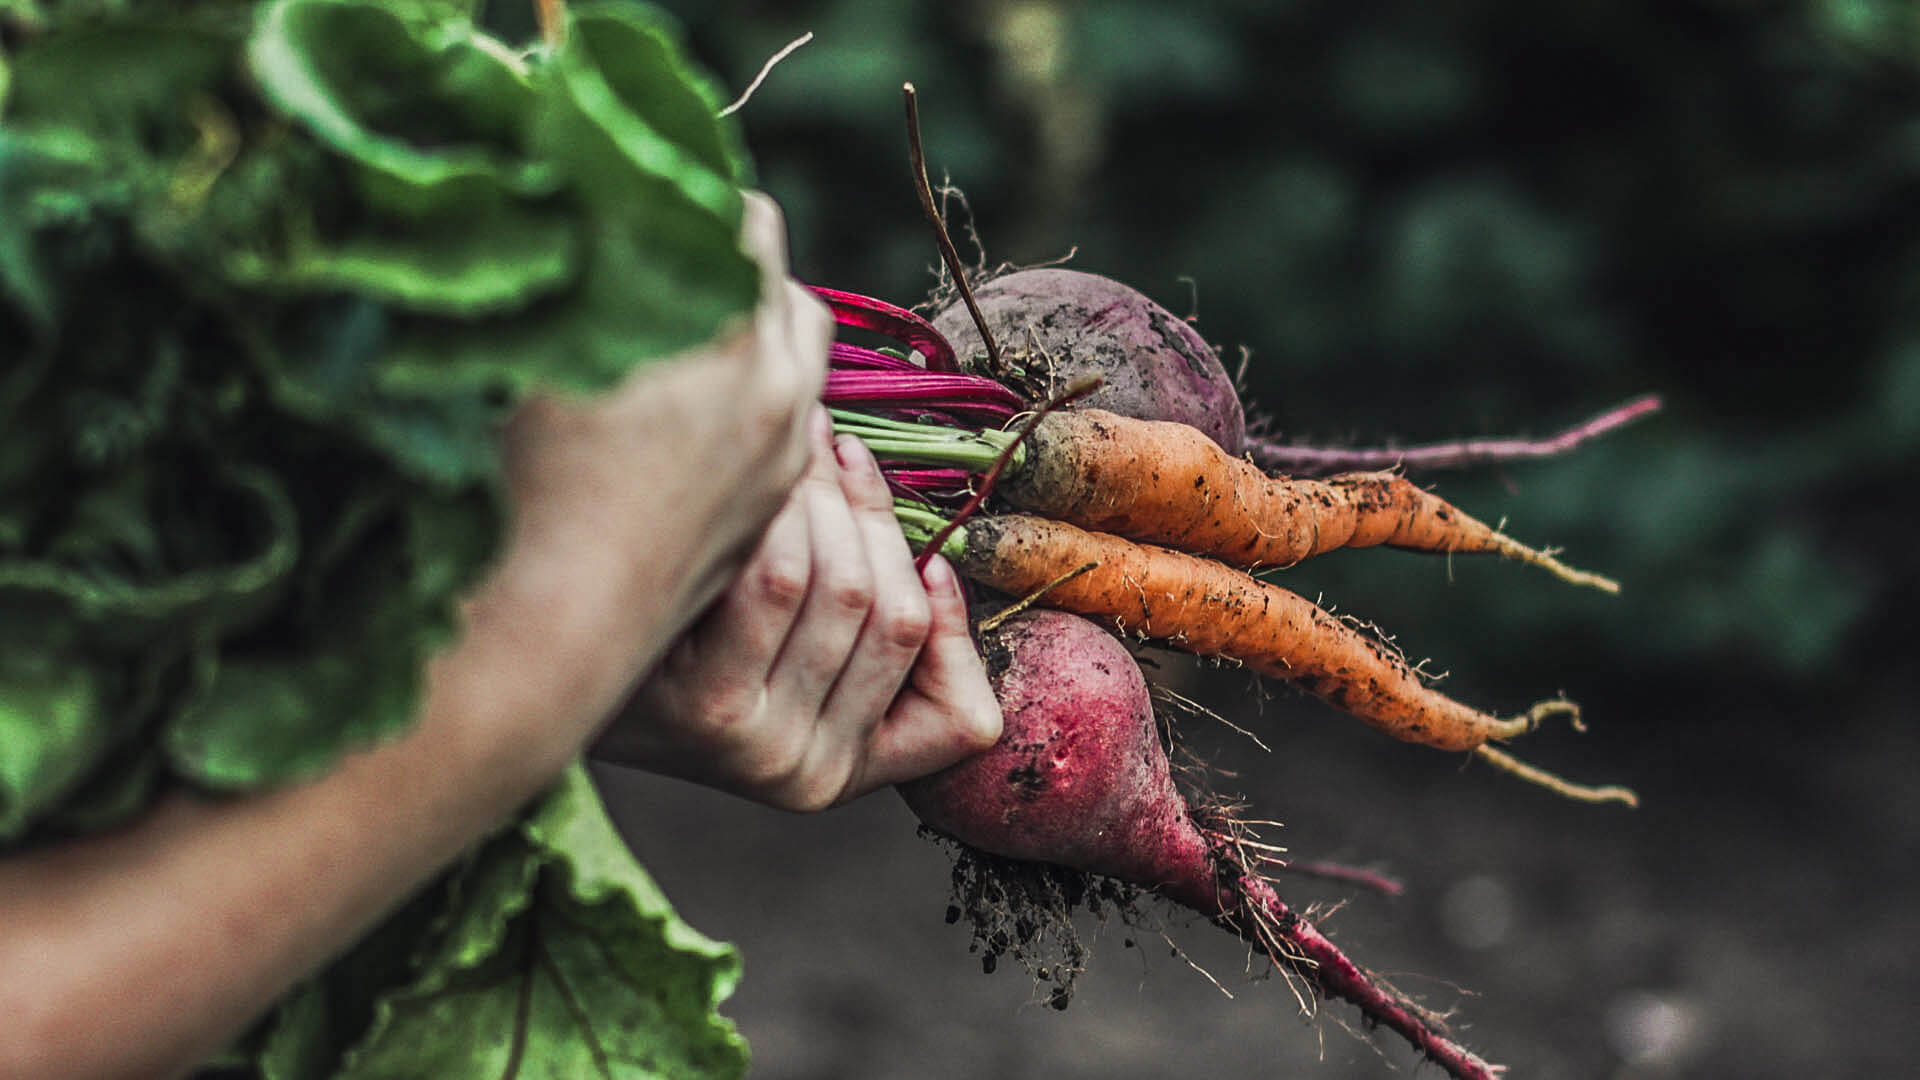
[584,2,1920,1077]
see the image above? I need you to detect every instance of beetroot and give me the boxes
[900,609,1209,892]
[900,609,1501,1080]
[931,269,1246,453]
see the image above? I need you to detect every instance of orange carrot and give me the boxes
[1001,409,1616,591]
[934,512,1565,752]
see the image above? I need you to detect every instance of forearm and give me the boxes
[0,542,651,1080]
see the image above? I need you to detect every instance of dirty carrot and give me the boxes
[899,506,1569,753]
[841,408,1616,592]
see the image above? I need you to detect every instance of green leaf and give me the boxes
[164,486,487,789]
[0,464,299,648]
[567,3,751,187]
[2,19,235,150]
[309,766,748,1079]
[375,202,757,395]
[367,2,760,396]
[537,4,739,221]
[0,127,113,335]
[248,0,556,218]
[256,298,509,489]
[0,647,105,841]
[231,207,581,317]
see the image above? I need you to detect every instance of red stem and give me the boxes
[824,370,1025,423]
[830,342,919,370]
[811,286,959,372]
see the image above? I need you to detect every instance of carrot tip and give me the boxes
[1472,744,1640,807]
[1536,553,1621,594]
[1493,535,1620,593]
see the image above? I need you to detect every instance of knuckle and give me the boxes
[875,597,933,652]
[824,573,875,617]
[752,557,810,610]
[682,685,766,745]
[769,760,855,814]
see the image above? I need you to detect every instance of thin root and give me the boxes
[1472,745,1639,807]
[1276,860,1406,898]
[1486,697,1581,742]
[1491,533,1620,594]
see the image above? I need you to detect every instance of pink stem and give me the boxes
[884,467,975,500]
[1160,866,1496,1080]
[1236,874,1501,1080]
[810,286,960,372]
[830,342,919,370]
[1247,394,1662,477]
[1155,849,1496,1080]
[823,370,1025,423]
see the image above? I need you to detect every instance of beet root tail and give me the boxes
[1171,864,1503,1080]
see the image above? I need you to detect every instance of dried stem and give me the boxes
[977,561,1101,634]
[718,32,813,117]
[903,83,1003,372]
[534,0,566,47]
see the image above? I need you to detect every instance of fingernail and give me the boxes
[834,432,875,474]
[921,553,959,596]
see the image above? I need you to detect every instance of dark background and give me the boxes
[590,1,1920,1076]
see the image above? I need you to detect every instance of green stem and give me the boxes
[892,500,967,560]
[831,410,1022,474]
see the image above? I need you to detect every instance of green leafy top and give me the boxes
[2,0,757,1075]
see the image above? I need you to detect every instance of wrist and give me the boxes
[442,530,691,782]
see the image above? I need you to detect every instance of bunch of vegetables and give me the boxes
[3,0,763,1073]
[813,98,1653,1077]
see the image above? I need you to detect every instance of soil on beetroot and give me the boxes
[595,661,1920,1080]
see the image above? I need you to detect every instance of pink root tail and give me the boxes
[1166,863,1501,1080]
[1247,394,1661,477]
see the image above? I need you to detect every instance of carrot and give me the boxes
[905,508,1566,752]
[1005,409,1618,591]
[841,408,1616,592]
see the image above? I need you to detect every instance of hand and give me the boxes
[596,414,1005,811]
[479,193,835,742]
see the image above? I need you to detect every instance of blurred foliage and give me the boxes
[655,0,1920,731]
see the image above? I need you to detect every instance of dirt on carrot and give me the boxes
[1005,409,1617,592]
[944,513,1565,752]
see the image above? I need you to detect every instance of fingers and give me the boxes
[814,434,933,732]
[762,414,874,721]
[681,478,814,691]
[844,555,1005,797]
[738,190,791,289]
[739,192,830,480]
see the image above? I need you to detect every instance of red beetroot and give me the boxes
[932,269,1247,453]
[899,610,1501,1080]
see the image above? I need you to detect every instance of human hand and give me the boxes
[478,194,835,744]
[595,414,1005,811]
